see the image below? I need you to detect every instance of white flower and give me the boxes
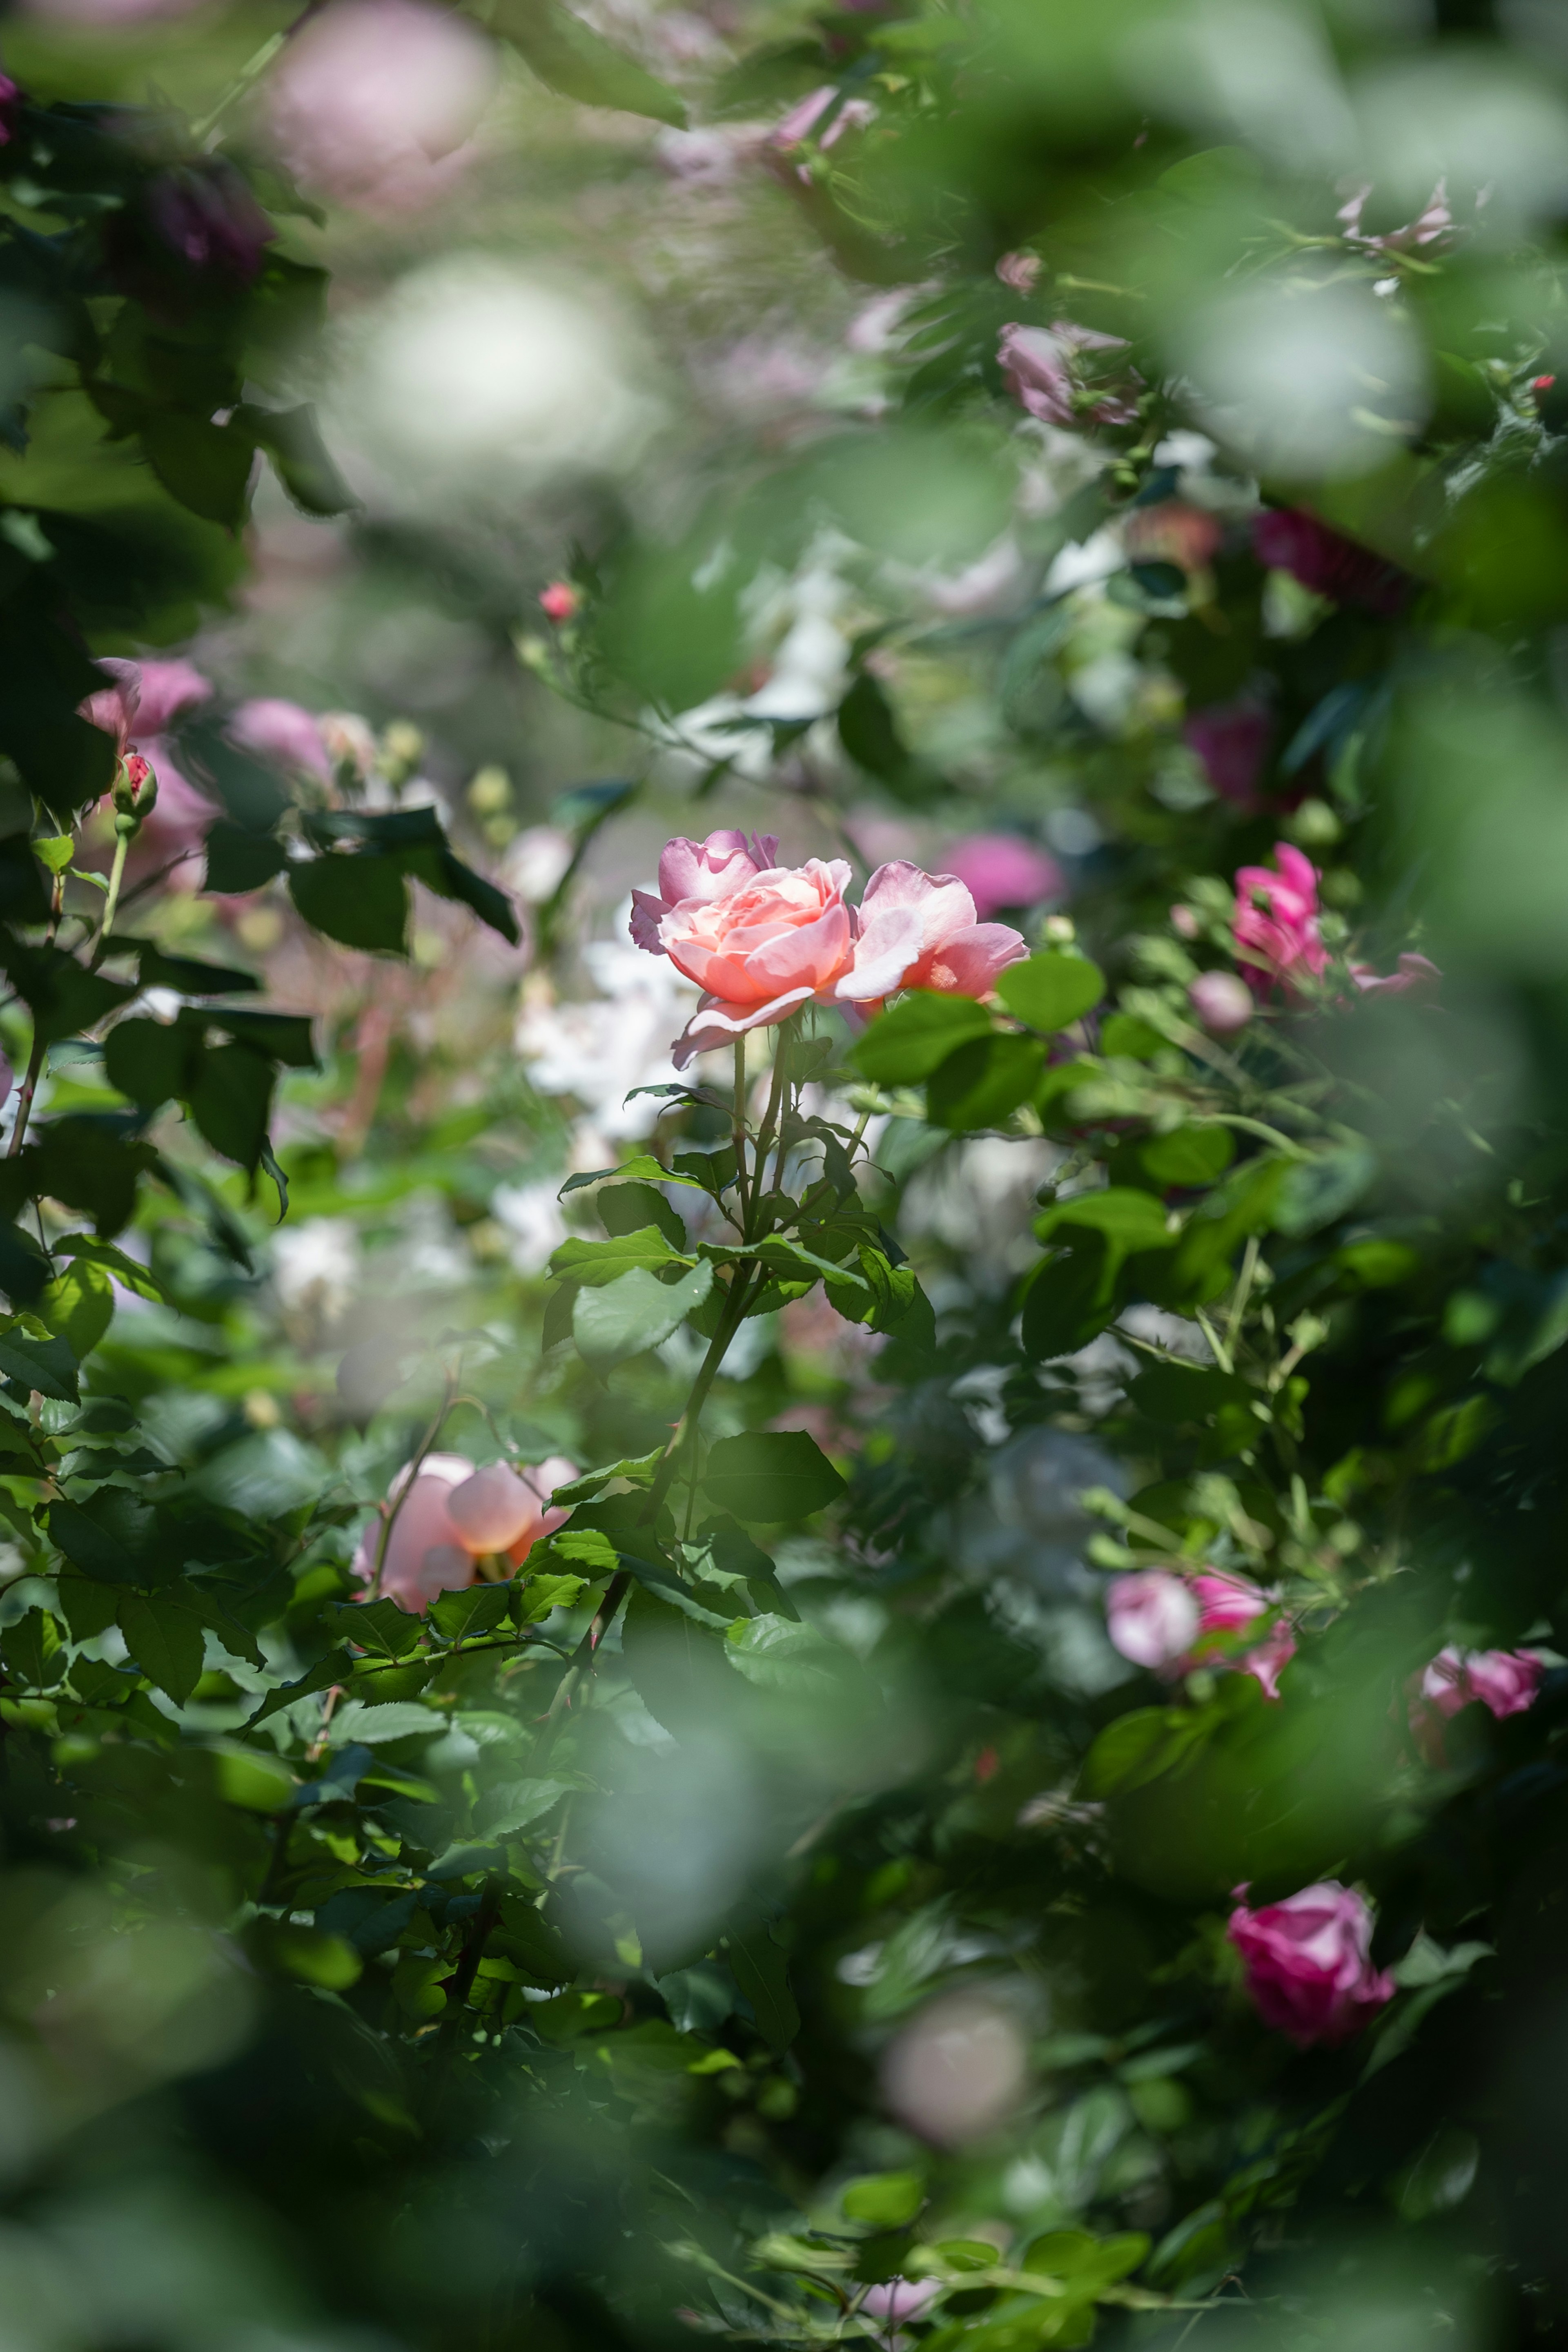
[504,825,575,903]
[272,1217,360,1320]
[490,1178,567,1275]
[517,919,699,1139]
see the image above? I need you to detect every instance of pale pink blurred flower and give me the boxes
[998,320,1138,430]
[1105,1569,1200,1670]
[353,1449,579,1612]
[1188,971,1254,1036]
[20,0,198,21]
[1125,499,1222,574]
[1338,178,1452,255]
[80,657,218,873]
[449,1456,577,1565]
[263,0,496,213]
[846,288,921,356]
[1185,701,1270,810]
[770,85,836,149]
[229,697,332,782]
[1232,843,1327,993]
[862,2281,941,2325]
[943,835,1063,919]
[995,251,1041,294]
[1228,1881,1394,2047]
[1171,905,1200,941]
[881,1991,1027,2145]
[1351,952,1441,1001]
[1406,1644,1545,1762]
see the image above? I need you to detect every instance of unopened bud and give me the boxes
[111,751,156,835]
[380,720,424,781]
[1042,914,1076,946]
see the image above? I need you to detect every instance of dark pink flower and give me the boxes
[1351,952,1441,1001]
[539,581,580,623]
[1406,1644,1545,1762]
[1189,1570,1270,1636]
[1228,1881,1395,2047]
[1189,1572,1294,1699]
[941,835,1062,919]
[1240,1619,1296,1702]
[998,320,1138,430]
[145,160,275,283]
[1252,509,1406,617]
[1184,701,1270,810]
[80,657,218,873]
[0,75,21,145]
[1232,843,1327,993]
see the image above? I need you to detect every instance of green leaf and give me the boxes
[1139,1126,1235,1188]
[117,1592,205,1705]
[851,990,991,1085]
[842,2173,927,2228]
[407,844,521,946]
[209,1743,298,1811]
[479,1776,572,1838]
[559,1156,707,1197]
[620,1580,728,1730]
[1,1605,63,1691]
[1128,1360,1252,1425]
[1020,2232,1149,2292]
[204,823,287,894]
[288,853,408,953]
[103,1014,196,1109]
[245,1648,353,1726]
[235,400,355,518]
[511,1570,586,1621]
[1271,1139,1377,1237]
[996,951,1105,1032]
[598,1181,688,1250]
[1,939,135,1044]
[185,1039,276,1170]
[1036,1188,1175,1252]
[493,0,688,125]
[837,669,920,791]
[573,1260,714,1369]
[549,1450,663,1504]
[126,938,261,997]
[335,1596,425,1658]
[926,1033,1043,1130]
[39,1257,114,1360]
[55,1237,169,1310]
[429,1583,513,1640]
[208,1009,317,1065]
[552,1227,688,1283]
[48,1491,155,1584]
[1020,1238,1118,1362]
[0,1316,78,1401]
[724,1922,800,2054]
[702,1429,846,1521]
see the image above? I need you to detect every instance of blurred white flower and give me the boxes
[263,0,497,212]
[517,925,699,1139]
[504,826,575,903]
[881,1991,1029,2145]
[490,1178,568,1274]
[272,1217,360,1322]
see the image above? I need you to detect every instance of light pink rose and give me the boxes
[1105,1570,1200,1671]
[1228,1881,1395,2048]
[1351,952,1441,1001]
[450,1455,578,1566]
[861,2280,941,2325]
[840,860,1028,1007]
[354,1450,579,1612]
[229,697,332,781]
[1406,1644,1545,1762]
[263,0,496,213]
[995,251,1040,294]
[998,320,1138,430]
[943,834,1063,920]
[659,857,856,1066]
[630,829,780,953]
[1232,843,1327,994]
[1187,971,1254,1036]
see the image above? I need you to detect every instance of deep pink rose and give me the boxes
[353,1450,579,1612]
[1185,701,1270,809]
[1252,509,1406,617]
[1105,1570,1199,1671]
[943,834,1063,919]
[998,320,1138,430]
[1351,952,1441,1001]
[1188,971,1254,1036]
[1232,843,1327,994]
[1228,1881,1395,2047]
[230,697,333,781]
[861,2281,941,2325]
[842,860,1028,1008]
[629,829,780,954]
[1407,1644,1545,1762]
[1190,1570,1269,1636]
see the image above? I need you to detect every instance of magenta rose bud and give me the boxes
[1227,1881,1395,2047]
[1189,1570,1270,1634]
[1188,971,1254,1036]
[1232,843,1327,994]
[1105,1569,1199,1671]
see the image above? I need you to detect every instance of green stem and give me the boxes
[732,1036,751,1229]
[6,1032,45,1159]
[369,1367,459,1598]
[93,833,130,968]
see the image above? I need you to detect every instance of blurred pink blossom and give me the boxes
[1185,701,1270,810]
[539,582,581,623]
[1406,1644,1545,1761]
[1232,843,1327,994]
[353,1449,578,1614]
[1189,1570,1269,1635]
[1228,1881,1395,2047]
[1352,951,1441,1001]
[1338,178,1452,256]
[944,834,1062,918]
[861,2281,941,2326]
[995,251,1040,294]
[79,657,218,874]
[230,697,332,782]
[0,76,19,141]
[1105,1570,1200,1670]
[1252,509,1406,617]
[998,320,1138,430]
[1188,971,1254,1036]
[263,0,496,213]
[1240,1619,1297,1702]
[1125,499,1222,575]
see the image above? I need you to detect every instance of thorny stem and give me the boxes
[7,1033,45,1159]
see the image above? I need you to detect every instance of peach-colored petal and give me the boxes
[448,1462,540,1554]
[907,923,1029,995]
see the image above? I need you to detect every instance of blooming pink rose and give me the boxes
[1232,843,1327,993]
[998,320,1138,430]
[842,860,1028,1008]
[1252,509,1406,618]
[1184,701,1270,809]
[229,697,332,781]
[1406,1644,1545,1761]
[1228,1881,1394,2047]
[263,0,496,213]
[1105,1570,1200,1671]
[354,1450,579,1612]
[861,2280,941,2325]
[1351,952,1441,1001]
[658,858,856,1065]
[629,829,780,954]
[1187,971,1254,1036]
[943,834,1063,919]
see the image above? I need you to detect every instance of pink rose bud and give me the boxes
[539,581,580,622]
[1228,1881,1395,2047]
[1171,904,1200,940]
[1105,1569,1200,1671]
[446,1462,544,1554]
[1232,843,1327,992]
[861,2280,942,2325]
[995,250,1041,294]
[1187,971,1254,1036]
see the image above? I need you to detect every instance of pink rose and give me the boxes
[1189,1570,1269,1636]
[263,0,496,213]
[539,582,580,623]
[1351,952,1441,1001]
[629,829,780,954]
[1406,1644,1545,1762]
[998,320,1138,430]
[1184,701,1270,810]
[1232,843,1327,994]
[861,2281,941,2325]
[995,251,1040,294]
[1229,1881,1394,2047]
[841,860,1029,1008]
[1105,1570,1200,1671]
[659,857,856,1066]
[353,1450,579,1612]
[1187,971,1254,1036]
[229,697,333,781]
[1252,509,1405,618]
[80,657,218,874]
[943,834,1063,919]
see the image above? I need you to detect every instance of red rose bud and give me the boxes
[112,752,158,834]
[539,581,581,622]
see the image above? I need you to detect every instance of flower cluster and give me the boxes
[997,320,1139,430]
[631,831,1028,1066]
[353,1450,578,1614]
[1105,1566,1295,1701]
[1228,1880,1395,2047]
[1406,1644,1546,1763]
